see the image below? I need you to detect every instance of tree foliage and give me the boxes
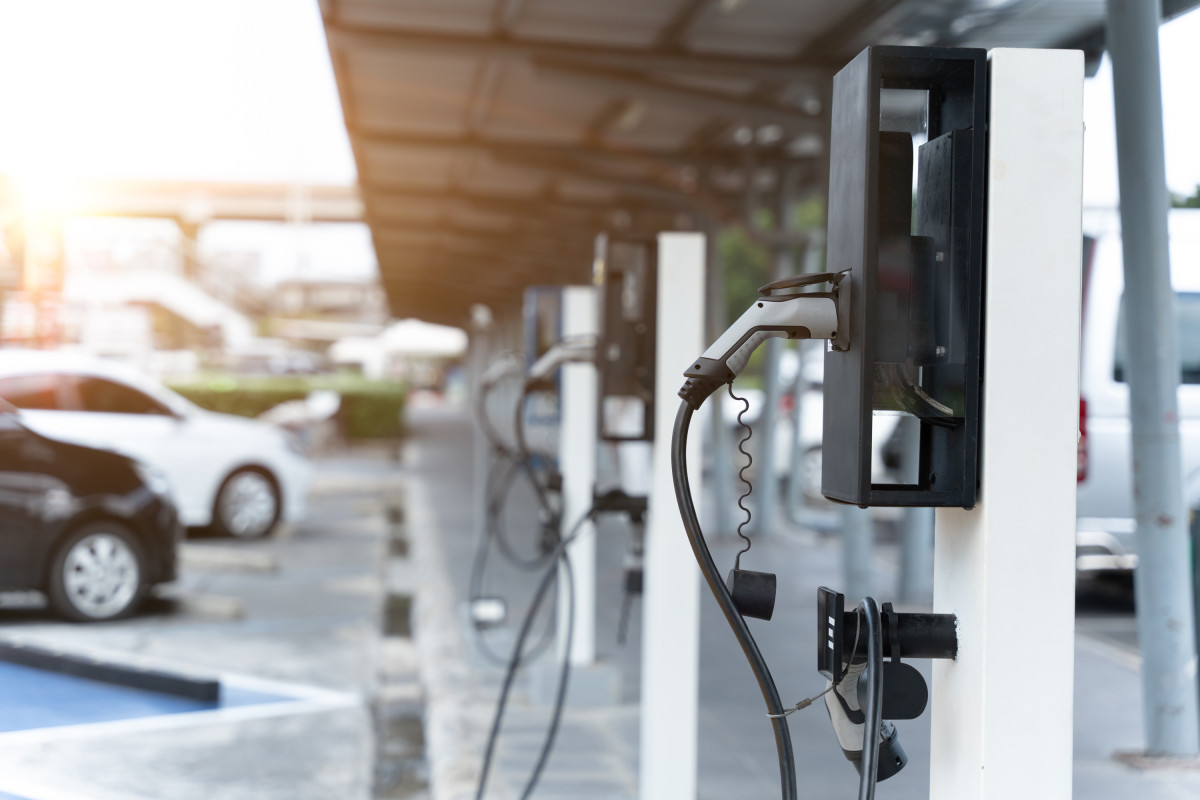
[714,196,827,383]
[1171,184,1200,209]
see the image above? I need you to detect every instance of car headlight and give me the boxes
[134,461,173,499]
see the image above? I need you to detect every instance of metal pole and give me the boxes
[705,221,736,537]
[640,233,705,800]
[558,286,598,666]
[1107,0,1200,756]
[787,227,827,522]
[754,175,796,535]
[930,48,1082,799]
[784,336,808,524]
[468,329,490,556]
[897,416,934,604]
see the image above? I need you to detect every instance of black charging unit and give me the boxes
[595,235,657,443]
[821,46,988,509]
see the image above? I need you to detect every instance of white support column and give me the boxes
[559,286,598,666]
[930,49,1083,799]
[640,233,706,800]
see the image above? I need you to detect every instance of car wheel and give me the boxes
[213,468,280,539]
[47,522,145,622]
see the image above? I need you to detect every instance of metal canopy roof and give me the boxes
[320,0,1198,326]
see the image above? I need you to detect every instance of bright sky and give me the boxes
[0,0,354,184]
[0,2,1196,234]
[1084,9,1200,207]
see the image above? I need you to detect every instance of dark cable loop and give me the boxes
[520,554,573,799]
[473,351,525,458]
[672,400,798,800]
[468,452,556,668]
[728,382,755,570]
[474,507,596,800]
[485,452,556,571]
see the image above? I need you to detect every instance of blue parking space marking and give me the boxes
[0,662,287,733]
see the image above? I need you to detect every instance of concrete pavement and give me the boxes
[0,403,1194,799]
[403,404,1200,800]
[0,444,424,800]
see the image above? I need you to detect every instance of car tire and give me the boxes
[212,467,281,540]
[47,521,146,622]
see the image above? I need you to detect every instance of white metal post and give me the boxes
[640,233,705,800]
[559,285,598,666]
[929,49,1083,800]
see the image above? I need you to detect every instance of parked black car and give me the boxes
[0,401,179,621]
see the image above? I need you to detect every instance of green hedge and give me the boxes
[166,375,407,439]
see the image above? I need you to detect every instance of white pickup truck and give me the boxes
[1076,208,1200,572]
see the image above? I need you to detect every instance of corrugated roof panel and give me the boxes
[344,50,477,136]
[602,102,713,152]
[553,178,623,203]
[321,0,1155,324]
[509,0,683,47]
[686,0,865,57]
[352,98,466,137]
[659,73,767,97]
[457,159,554,195]
[367,199,443,224]
[360,145,458,189]
[447,207,523,233]
[333,0,494,35]
[956,1,1105,48]
[374,229,444,249]
[480,63,609,143]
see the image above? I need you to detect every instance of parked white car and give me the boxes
[0,351,312,539]
[1076,209,1200,572]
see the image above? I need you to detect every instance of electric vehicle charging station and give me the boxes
[469,234,681,797]
[596,235,658,445]
[670,46,1083,800]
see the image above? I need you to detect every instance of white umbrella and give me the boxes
[381,319,468,358]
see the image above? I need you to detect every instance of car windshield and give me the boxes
[76,376,173,415]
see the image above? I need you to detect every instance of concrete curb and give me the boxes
[0,639,220,700]
[407,477,507,800]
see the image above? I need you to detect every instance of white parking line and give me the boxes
[0,670,362,746]
[1076,630,1143,671]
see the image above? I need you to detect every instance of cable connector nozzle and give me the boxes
[678,376,723,410]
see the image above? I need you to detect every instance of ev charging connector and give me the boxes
[678,271,850,624]
[818,588,957,784]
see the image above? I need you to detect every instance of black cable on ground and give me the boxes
[857,597,883,800]
[671,399,798,800]
[518,554,574,799]
[474,508,595,800]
